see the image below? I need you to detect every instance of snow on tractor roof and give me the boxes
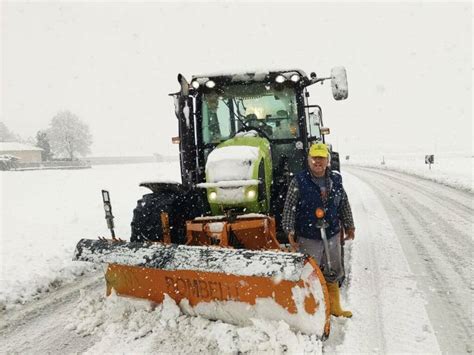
[192,69,307,82]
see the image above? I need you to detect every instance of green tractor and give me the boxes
[131,68,347,244]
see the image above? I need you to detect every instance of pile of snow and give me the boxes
[75,240,307,281]
[343,152,472,191]
[67,292,323,354]
[205,145,259,182]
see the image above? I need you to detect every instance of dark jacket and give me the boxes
[294,169,344,239]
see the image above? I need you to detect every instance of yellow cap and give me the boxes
[309,143,329,158]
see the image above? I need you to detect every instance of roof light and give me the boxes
[290,74,300,83]
[191,81,200,89]
[205,80,216,88]
[275,75,286,84]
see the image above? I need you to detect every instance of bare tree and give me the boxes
[48,111,92,160]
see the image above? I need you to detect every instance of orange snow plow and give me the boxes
[74,214,331,337]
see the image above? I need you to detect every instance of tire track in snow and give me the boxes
[352,169,471,283]
[398,198,470,283]
[326,170,441,354]
[0,272,103,354]
[348,167,472,283]
[323,179,386,354]
[358,172,472,344]
[346,166,472,354]
[355,167,473,222]
[349,167,472,277]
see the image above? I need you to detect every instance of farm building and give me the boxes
[0,142,43,163]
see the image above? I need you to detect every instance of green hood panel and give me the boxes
[204,135,272,214]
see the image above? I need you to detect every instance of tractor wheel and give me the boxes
[130,191,184,243]
[130,189,207,244]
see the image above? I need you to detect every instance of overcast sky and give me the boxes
[1,2,472,157]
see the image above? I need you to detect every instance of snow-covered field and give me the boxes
[0,162,181,309]
[344,152,472,192]
[1,161,471,353]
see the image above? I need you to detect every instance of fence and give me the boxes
[14,160,91,171]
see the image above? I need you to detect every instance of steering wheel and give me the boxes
[235,120,271,140]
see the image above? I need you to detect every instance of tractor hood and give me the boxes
[205,144,260,183]
[197,132,272,214]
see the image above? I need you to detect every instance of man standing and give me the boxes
[282,143,355,318]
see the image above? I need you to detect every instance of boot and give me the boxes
[327,282,352,318]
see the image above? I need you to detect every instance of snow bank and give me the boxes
[68,291,323,354]
[344,152,472,192]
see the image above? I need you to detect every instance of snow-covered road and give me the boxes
[1,163,472,353]
[343,166,472,354]
[0,273,102,353]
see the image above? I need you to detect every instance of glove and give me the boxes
[287,231,299,252]
[344,227,355,241]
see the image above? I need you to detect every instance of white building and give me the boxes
[0,142,43,163]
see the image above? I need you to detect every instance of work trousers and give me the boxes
[298,232,344,284]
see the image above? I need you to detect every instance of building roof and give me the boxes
[0,142,43,152]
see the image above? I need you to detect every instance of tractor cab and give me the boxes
[198,76,304,174]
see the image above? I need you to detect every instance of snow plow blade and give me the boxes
[74,238,330,337]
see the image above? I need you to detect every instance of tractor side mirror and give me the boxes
[178,73,189,96]
[172,74,191,120]
[310,106,322,126]
[331,67,348,101]
[173,73,194,127]
[173,95,180,119]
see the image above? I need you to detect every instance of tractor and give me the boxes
[74,68,348,337]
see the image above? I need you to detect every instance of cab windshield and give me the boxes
[201,83,299,144]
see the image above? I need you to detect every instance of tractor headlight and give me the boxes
[205,80,216,88]
[191,80,200,89]
[290,74,300,83]
[275,75,286,84]
[246,189,256,200]
[209,191,217,201]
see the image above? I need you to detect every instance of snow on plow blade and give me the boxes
[74,239,330,336]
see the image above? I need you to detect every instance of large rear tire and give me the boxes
[130,191,183,243]
[130,189,207,243]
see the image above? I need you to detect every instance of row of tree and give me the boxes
[1,111,93,161]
